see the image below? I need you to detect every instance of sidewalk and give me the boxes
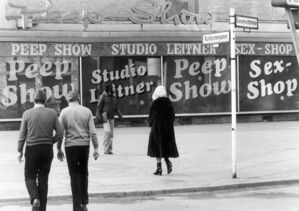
[1,121,299,202]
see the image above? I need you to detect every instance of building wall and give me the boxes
[0,0,299,130]
[2,0,286,23]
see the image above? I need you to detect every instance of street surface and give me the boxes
[0,184,299,211]
[0,121,299,210]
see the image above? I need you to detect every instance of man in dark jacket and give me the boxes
[18,89,63,211]
[97,83,122,154]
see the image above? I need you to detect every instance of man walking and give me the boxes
[18,89,63,211]
[57,90,99,211]
[97,83,122,154]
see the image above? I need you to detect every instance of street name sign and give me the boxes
[287,0,299,7]
[235,15,259,29]
[202,32,229,44]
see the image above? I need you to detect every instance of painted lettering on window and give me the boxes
[168,57,230,102]
[247,59,297,99]
[1,60,73,107]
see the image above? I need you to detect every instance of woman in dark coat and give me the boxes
[147,85,179,175]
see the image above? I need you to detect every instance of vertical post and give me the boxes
[160,56,164,86]
[21,14,28,29]
[80,57,83,106]
[285,8,299,66]
[230,8,237,179]
[195,0,199,13]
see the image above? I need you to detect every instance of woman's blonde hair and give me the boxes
[152,85,167,101]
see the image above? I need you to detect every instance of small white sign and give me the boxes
[287,0,299,7]
[235,15,258,29]
[202,32,229,44]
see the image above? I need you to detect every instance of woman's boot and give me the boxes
[153,162,162,175]
[165,158,172,174]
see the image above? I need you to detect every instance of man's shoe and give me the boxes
[32,198,40,211]
[81,204,88,211]
[104,152,113,155]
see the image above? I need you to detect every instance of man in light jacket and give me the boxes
[57,90,99,211]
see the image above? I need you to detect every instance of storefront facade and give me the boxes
[0,0,299,128]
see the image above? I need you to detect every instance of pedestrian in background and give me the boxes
[96,83,122,155]
[57,90,99,211]
[18,89,63,211]
[147,85,179,175]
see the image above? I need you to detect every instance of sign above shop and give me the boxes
[235,15,259,29]
[5,0,214,28]
[287,0,299,7]
[129,0,213,25]
[272,0,299,8]
[202,32,230,44]
[0,42,297,57]
[0,42,224,57]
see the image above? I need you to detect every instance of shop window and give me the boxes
[81,56,161,116]
[0,57,79,119]
[164,56,231,114]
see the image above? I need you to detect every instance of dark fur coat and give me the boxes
[147,97,179,158]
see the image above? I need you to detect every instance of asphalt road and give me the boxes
[1,184,299,211]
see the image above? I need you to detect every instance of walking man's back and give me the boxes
[57,91,99,211]
[18,89,63,211]
[60,104,97,147]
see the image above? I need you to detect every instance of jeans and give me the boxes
[65,146,90,211]
[25,144,53,211]
[103,119,114,153]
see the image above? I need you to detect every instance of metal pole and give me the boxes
[230,8,237,179]
[79,57,83,105]
[285,8,299,67]
[160,56,164,86]
[195,0,199,13]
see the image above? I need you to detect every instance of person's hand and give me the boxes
[57,150,65,161]
[93,149,99,160]
[17,152,23,163]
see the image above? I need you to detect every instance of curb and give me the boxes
[1,179,299,204]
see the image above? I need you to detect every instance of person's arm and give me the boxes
[96,93,105,121]
[170,104,175,123]
[57,112,65,161]
[97,93,105,113]
[88,111,99,160]
[57,113,65,151]
[148,104,154,127]
[115,102,122,119]
[17,112,27,163]
[53,115,63,144]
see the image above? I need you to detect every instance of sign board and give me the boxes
[235,15,258,29]
[165,56,231,113]
[202,32,229,44]
[287,0,299,7]
[239,55,299,112]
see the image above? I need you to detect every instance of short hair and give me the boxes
[105,84,115,96]
[34,89,47,104]
[67,90,79,102]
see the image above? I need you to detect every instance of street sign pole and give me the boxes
[230,8,237,179]
[285,7,299,66]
